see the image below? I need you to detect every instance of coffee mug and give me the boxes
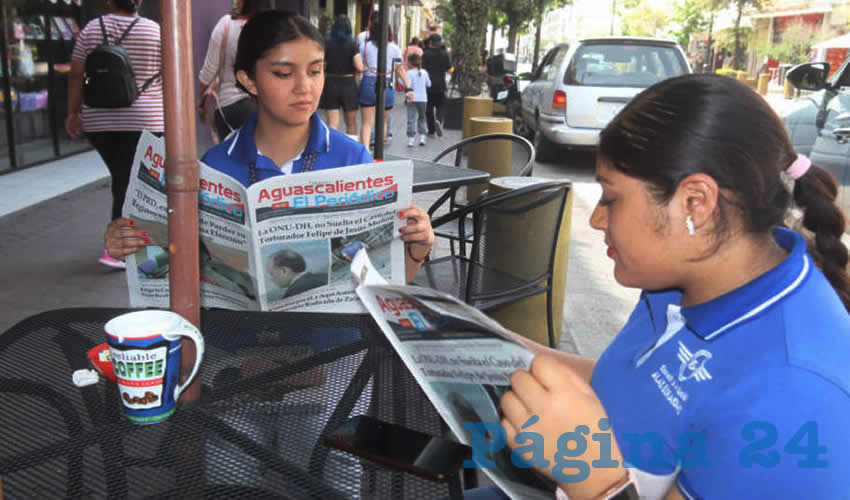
[104,310,205,424]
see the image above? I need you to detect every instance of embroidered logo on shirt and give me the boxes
[301,152,318,172]
[677,341,712,382]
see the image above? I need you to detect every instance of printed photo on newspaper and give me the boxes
[123,131,411,313]
[351,251,557,500]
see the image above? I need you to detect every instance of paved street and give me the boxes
[1,91,795,357]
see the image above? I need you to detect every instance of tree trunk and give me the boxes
[532,0,543,73]
[705,11,714,72]
[733,0,743,70]
[508,24,518,53]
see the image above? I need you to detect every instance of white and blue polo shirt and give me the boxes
[201,113,372,187]
[592,227,850,499]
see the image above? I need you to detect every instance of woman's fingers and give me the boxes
[398,206,434,245]
[105,219,150,259]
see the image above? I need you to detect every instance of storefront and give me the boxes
[0,0,92,173]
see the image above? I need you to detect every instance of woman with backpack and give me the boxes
[65,0,163,269]
[197,0,260,144]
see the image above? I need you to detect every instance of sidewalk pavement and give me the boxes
[0,102,468,334]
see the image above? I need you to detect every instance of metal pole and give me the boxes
[374,0,388,159]
[161,0,201,402]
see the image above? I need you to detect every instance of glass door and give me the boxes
[49,0,88,156]
[6,1,55,166]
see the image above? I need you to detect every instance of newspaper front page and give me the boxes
[352,252,555,500]
[123,131,410,313]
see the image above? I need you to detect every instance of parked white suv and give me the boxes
[517,37,691,159]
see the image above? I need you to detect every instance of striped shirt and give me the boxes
[72,14,164,132]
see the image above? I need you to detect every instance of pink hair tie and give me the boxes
[786,154,811,180]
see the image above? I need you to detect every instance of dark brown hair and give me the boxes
[234,10,325,94]
[599,73,850,309]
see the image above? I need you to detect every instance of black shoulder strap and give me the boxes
[116,17,141,46]
[139,72,161,93]
[98,16,109,44]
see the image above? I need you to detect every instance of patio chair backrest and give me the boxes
[431,133,535,177]
[461,181,569,305]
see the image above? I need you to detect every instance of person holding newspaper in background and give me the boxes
[104,10,433,284]
[456,74,850,500]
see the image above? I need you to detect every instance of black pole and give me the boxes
[374,0,388,159]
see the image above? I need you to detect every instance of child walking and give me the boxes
[406,53,431,146]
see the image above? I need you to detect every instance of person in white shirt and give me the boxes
[197,0,259,142]
[405,53,431,147]
[357,13,411,148]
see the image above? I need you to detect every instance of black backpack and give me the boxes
[83,17,160,109]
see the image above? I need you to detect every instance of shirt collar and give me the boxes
[227,113,331,167]
[674,227,810,341]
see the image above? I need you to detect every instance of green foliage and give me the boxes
[531,0,572,71]
[435,0,456,40]
[620,1,669,37]
[491,0,535,52]
[670,0,709,47]
[753,23,817,65]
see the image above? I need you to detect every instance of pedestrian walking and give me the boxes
[404,37,423,71]
[405,53,430,147]
[422,33,451,137]
[319,15,363,136]
[357,14,411,149]
[197,0,259,144]
[65,0,163,269]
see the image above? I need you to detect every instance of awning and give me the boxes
[813,33,850,49]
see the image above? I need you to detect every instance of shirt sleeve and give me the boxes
[358,144,374,164]
[198,15,228,86]
[425,70,431,88]
[677,369,850,499]
[71,18,96,62]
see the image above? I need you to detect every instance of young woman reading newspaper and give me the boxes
[472,74,850,500]
[104,10,433,284]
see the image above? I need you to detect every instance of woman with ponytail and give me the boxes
[466,74,850,500]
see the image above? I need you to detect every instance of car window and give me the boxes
[535,48,559,80]
[564,43,687,87]
[546,48,568,81]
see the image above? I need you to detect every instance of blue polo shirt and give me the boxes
[201,113,372,186]
[592,227,850,499]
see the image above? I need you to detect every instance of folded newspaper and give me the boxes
[352,251,557,500]
[123,131,411,313]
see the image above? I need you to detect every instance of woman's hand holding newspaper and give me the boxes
[501,354,628,499]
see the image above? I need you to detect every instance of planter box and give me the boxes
[443,96,464,130]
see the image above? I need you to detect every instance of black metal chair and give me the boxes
[426,133,536,257]
[414,181,570,348]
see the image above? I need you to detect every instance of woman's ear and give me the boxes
[236,70,258,97]
[677,173,719,232]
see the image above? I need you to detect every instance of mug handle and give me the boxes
[163,316,205,401]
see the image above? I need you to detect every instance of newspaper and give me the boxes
[352,252,556,500]
[123,131,411,313]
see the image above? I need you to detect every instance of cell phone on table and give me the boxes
[323,415,471,482]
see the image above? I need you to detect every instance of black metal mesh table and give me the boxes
[0,308,461,499]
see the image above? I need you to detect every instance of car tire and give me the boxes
[534,127,558,163]
[510,101,533,140]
